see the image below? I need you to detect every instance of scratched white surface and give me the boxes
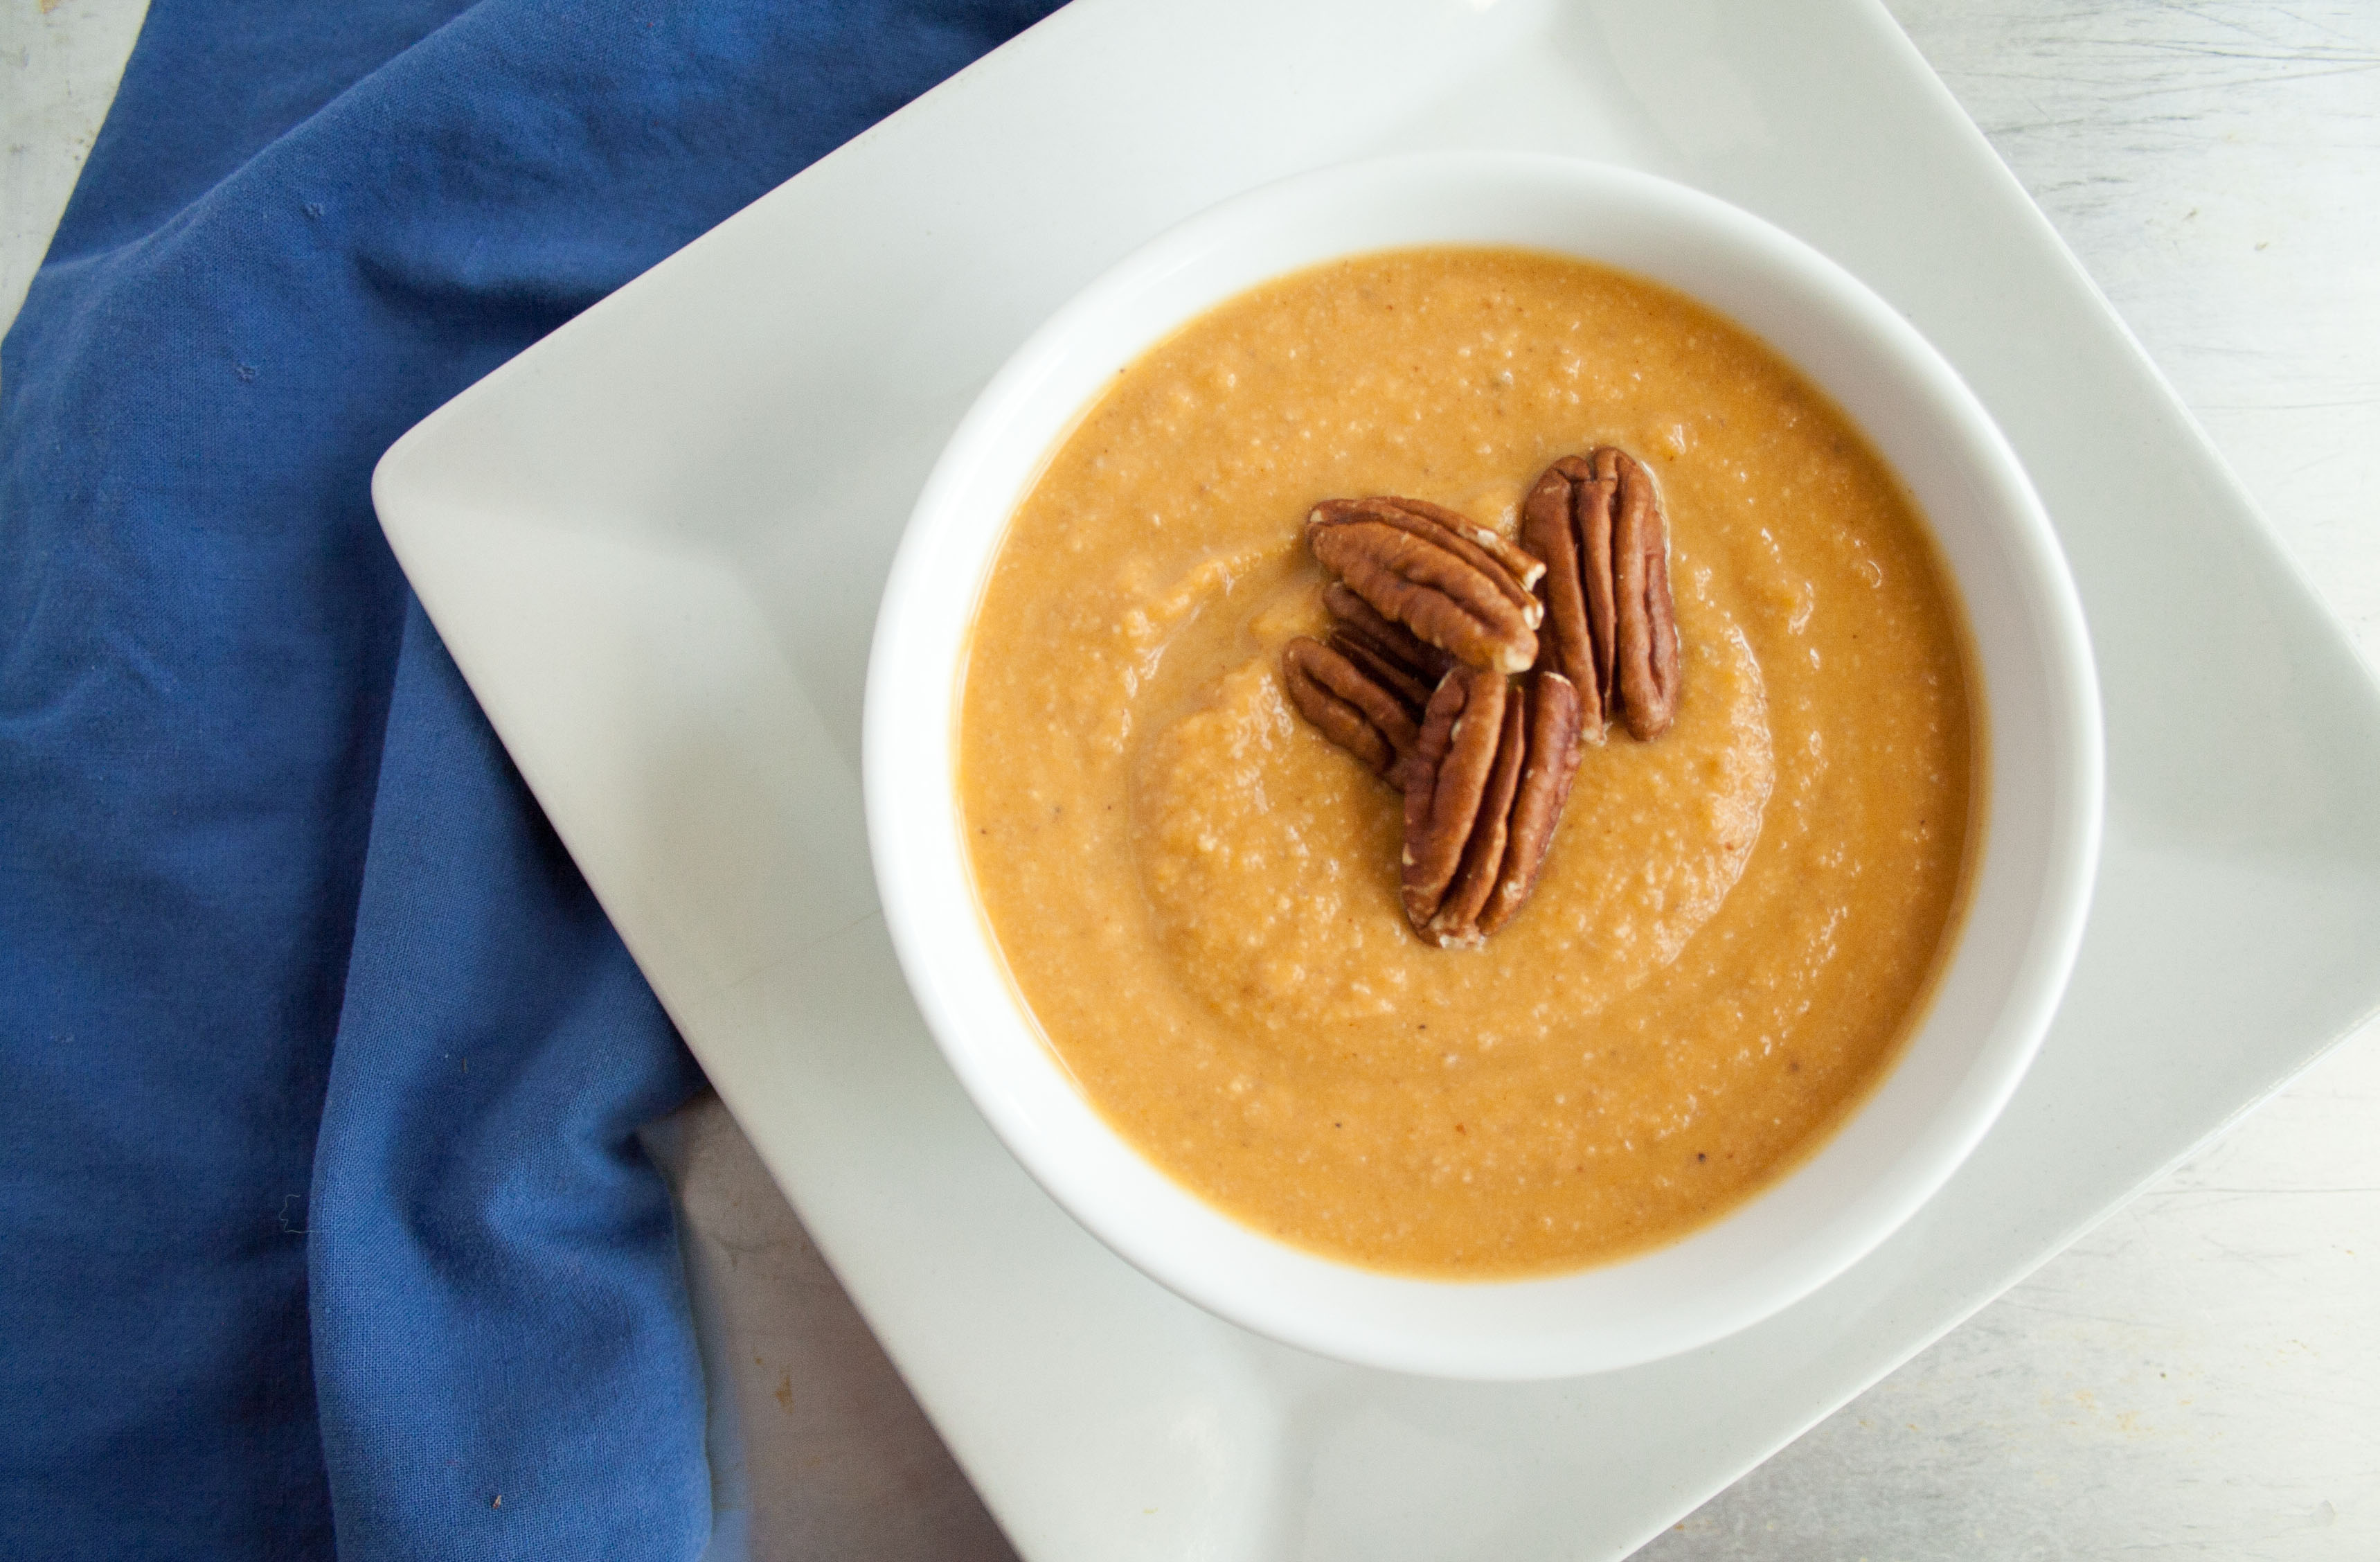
[6,1,2374,1556]
[0,0,143,339]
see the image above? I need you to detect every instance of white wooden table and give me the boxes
[6,1,2373,1555]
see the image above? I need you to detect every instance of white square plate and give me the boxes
[373,1,2380,1556]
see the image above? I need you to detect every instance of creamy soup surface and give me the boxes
[958,248,1978,1278]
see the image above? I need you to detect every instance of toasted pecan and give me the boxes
[1521,447,1680,740]
[1308,497,1543,675]
[1282,635,1421,782]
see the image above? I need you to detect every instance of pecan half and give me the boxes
[1282,635,1421,783]
[1402,664,1510,934]
[1401,668,1586,948]
[1324,580,1453,717]
[1475,672,1584,939]
[1426,688,1528,947]
[1520,447,1681,740]
[1307,497,1543,675]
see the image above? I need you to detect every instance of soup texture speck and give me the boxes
[958,248,1977,1277]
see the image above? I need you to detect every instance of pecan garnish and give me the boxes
[1307,497,1544,675]
[1476,671,1584,939]
[1424,681,1526,946]
[1282,635,1420,783]
[1282,587,1469,789]
[1402,664,1510,934]
[1323,582,1452,718]
[1282,463,1678,946]
[1399,668,1584,947]
[1520,447,1681,740]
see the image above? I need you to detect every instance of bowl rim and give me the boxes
[863,150,2103,1379]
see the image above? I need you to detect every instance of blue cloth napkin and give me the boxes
[1,1,1063,1556]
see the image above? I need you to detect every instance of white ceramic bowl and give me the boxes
[864,152,2102,1380]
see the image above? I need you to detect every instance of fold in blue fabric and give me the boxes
[1,1,1064,1556]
